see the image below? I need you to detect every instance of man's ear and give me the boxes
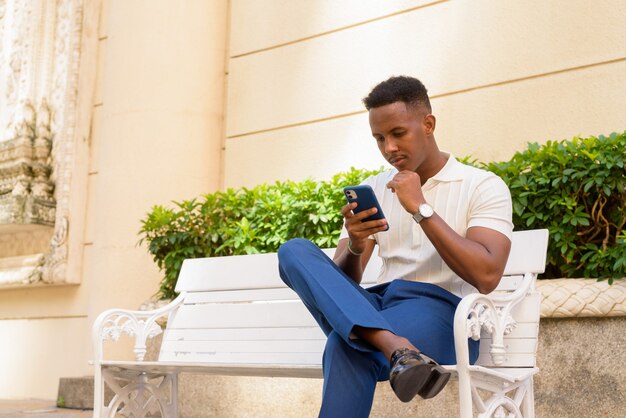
[423,114,436,134]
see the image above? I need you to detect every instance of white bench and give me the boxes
[92,229,548,418]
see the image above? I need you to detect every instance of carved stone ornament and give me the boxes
[0,0,84,287]
[0,100,55,226]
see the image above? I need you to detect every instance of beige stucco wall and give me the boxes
[1,0,625,402]
[224,0,626,187]
[0,0,228,399]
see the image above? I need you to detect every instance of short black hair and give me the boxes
[362,76,432,113]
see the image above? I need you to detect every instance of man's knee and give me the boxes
[277,238,315,266]
[277,238,315,287]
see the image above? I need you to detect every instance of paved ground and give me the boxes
[0,399,91,418]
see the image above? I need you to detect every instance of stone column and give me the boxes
[85,0,228,319]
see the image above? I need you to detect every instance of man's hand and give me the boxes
[386,170,425,215]
[341,202,388,254]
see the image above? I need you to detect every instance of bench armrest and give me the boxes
[453,272,538,367]
[92,293,185,363]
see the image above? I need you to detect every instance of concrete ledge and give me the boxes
[170,317,625,417]
[57,377,112,410]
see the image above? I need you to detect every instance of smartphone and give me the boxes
[343,185,389,230]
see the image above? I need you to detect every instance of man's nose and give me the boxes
[384,138,398,154]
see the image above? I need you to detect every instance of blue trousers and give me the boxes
[278,239,479,417]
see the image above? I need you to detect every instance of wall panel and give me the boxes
[434,60,626,164]
[0,318,91,398]
[226,0,626,137]
[225,60,626,187]
[224,113,384,188]
[230,0,438,56]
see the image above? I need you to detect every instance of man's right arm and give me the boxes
[333,202,387,284]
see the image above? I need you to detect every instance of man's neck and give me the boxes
[416,150,448,185]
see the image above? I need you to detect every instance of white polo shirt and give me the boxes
[340,154,513,296]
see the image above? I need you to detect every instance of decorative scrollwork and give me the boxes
[502,312,517,335]
[100,313,164,361]
[102,315,163,342]
[93,294,185,364]
[466,302,518,341]
[479,304,496,334]
[492,405,518,418]
[467,305,483,341]
[482,396,522,418]
[101,369,177,418]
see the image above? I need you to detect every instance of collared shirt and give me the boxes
[340,153,513,297]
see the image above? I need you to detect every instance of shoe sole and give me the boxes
[417,365,451,399]
[390,363,432,403]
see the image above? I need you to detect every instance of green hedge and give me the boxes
[140,167,384,299]
[140,132,625,299]
[484,132,625,281]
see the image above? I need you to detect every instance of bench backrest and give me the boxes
[160,229,548,372]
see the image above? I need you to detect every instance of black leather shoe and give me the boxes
[389,348,451,402]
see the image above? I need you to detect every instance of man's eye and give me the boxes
[393,131,405,137]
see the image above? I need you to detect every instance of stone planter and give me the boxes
[536,278,626,318]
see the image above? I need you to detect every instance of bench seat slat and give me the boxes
[475,353,537,368]
[493,275,524,291]
[161,339,326,355]
[502,291,541,322]
[168,301,319,329]
[100,362,536,382]
[502,229,548,275]
[168,289,538,331]
[163,327,325,342]
[478,338,537,354]
[158,350,324,365]
[102,362,325,378]
[160,338,537,365]
[184,288,300,304]
[182,277,530,304]
[176,249,380,293]
[164,320,538,341]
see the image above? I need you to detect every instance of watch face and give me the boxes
[420,204,433,217]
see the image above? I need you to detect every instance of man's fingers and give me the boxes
[341,202,357,217]
[343,204,378,221]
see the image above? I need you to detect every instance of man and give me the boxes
[278,76,513,417]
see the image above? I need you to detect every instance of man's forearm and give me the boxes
[333,239,375,284]
[419,215,511,294]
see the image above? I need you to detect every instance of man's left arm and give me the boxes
[388,171,512,294]
[420,219,510,293]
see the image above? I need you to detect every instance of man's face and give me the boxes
[368,101,431,173]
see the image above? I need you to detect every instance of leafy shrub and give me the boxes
[141,132,625,299]
[482,132,625,280]
[140,167,383,299]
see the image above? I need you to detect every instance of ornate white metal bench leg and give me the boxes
[473,380,535,418]
[100,368,178,417]
[94,367,105,418]
[521,378,535,418]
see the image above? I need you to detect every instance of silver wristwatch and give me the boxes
[412,203,434,224]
